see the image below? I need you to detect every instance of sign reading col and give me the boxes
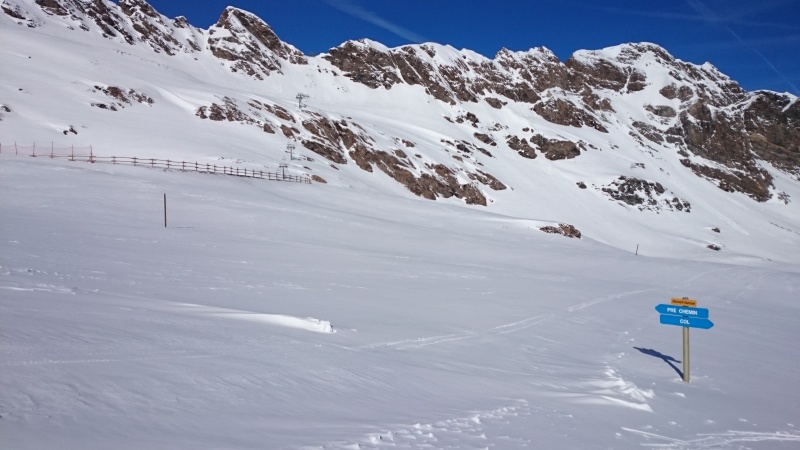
[659,314,714,329]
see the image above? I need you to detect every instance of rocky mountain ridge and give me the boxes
[2,0,799,211]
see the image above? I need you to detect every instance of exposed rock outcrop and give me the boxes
[600,176,692,212]
[540,223,582,238]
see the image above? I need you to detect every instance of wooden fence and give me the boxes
[0,143,310,184]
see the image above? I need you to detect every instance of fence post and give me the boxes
[70,145,74,161]
[89,146,94,163]
[113,156,116,165]
[182,161,185,171]
[151,159,154,167]
[15,142,18,155]
[33,142,36,157]
[164,193,167,228]
[133,157,137,166]
[51,142,54,158]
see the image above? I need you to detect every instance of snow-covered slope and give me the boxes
[2,0,799,264]
[2,153,799,449]
[2,1,800,448]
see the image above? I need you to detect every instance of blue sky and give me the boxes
[140,0,800,95]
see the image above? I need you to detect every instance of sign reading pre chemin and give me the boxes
[655,304,710,321]
[656,297,713,383]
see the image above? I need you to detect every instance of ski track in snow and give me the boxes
[491,313,552,334]
[622,427,800,449]
[567,288,656,312]
[313,400,539,449]
[351,286,653,352]
[354,332,476,350]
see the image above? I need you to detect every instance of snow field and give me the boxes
[1,157,799,449]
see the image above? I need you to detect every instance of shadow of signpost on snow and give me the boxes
[634,347,683,379]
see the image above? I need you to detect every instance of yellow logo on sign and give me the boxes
[671,297,697,307]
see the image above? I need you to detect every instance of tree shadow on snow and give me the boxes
[634,347,683,379]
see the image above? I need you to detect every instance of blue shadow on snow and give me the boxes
[634,347,683,379]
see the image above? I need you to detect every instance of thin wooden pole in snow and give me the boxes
[683,326,690,382]
[164,193,167,228]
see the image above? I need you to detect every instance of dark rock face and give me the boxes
[473,133,497,146]
[533,98,607,132]
[565,57,646,93]
[296,115,505,205]
[3,2,29,21]
[325,44,581,107]
[506,136,537,159]
[34,0,69,16]
[680,158,772,202]
[91,85,153,111]
[632,121,664,144]
[661,95,784,201]
[196,97,254,123]
[540,223,582,238]
[601,176,691,212]
[645,104,676,118]
[743,92,800,179]
[531,135,581,160]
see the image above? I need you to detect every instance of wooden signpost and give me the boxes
[655,297,713,383]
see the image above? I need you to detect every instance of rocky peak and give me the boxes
[118,0,200,55]
[5,0,799,204]
[29,0,135,43]
[173,16,189,28]
[208,7,307,79]
[493,47,576,93]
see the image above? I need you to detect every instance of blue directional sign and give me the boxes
[659,314,714,329]
[655,304,709,319]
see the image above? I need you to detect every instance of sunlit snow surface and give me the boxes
[1,158,799,449]
[2,1,800,448]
